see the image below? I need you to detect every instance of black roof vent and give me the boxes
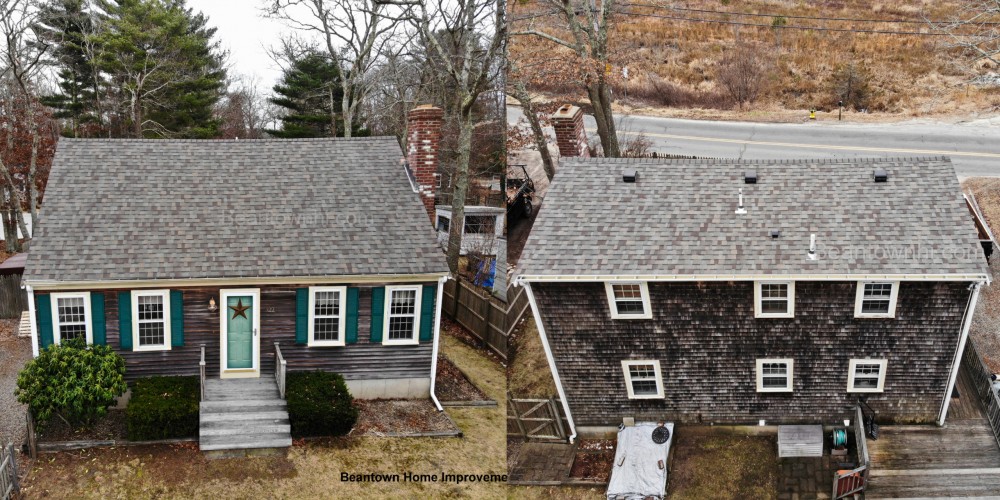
[623,169,638,183]
[769,230,781,239]
[744,170,757,184]
[873,168,888,183]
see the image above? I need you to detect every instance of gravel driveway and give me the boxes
[0,318,31,447]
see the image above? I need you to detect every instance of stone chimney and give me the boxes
[407,104,444,223]
[551,104,590,158]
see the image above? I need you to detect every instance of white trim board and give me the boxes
[219,288,261,379]
[50,292,93,345]
[130,289,172,352]
[26,272,450,291]
[517,273,990,283]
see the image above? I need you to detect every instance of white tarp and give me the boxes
[606,422,674,500]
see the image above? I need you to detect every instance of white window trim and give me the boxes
[308,286,347,347]
[621,360,665,399]
[854,281,900,318]
[50,292,93,345]
[756,358,794,392]
[383,285,422,346]
[604,282,653,320]
[131,289,172,352]
[754,281,795,318]
[847,359,888,393]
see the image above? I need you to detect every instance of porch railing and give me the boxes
[199,344,206,401]
[274,342,287,400]
[962,339,1000,448]
[833,406,870,499]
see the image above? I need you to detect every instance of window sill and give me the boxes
[626,394,664,400]
[756,388,793,393]
[755,313,795,319]
[133,345,171,352]
[383,339,419,346]
[847,388,884,393]
[610,312,653,320]
[308,340,345,347]
[854,314,895,319]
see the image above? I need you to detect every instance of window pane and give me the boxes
[314,317,340,341]
[628,364,659,396]
[388,317,415,340]
[613,284,645,315]
[761,299,788,314]
[632,380,658,395]
[861,300,891,314]
[314,291,340,317]
[138,321,165,346]
[612,284,642,300]
[390,290,417,315]
[854,363,882,389]
[761,362,789,388]
[57,297,86,324]
[761,284,788,299]
[629,364,655,379]
[60,324,87,340]
[464,215,495,234]
[864,283,893,298]
[137,295,164,321]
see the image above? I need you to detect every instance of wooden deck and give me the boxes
[866,368,1000,498]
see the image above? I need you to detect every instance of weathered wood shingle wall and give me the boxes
[531,281,971,426]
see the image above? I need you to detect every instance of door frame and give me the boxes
[219,288,261,379]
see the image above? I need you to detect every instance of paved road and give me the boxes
[507,107,1000,178]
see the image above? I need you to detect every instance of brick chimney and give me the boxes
[407,104,444,223]
[551,104,590,158]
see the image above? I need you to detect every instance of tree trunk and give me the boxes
[587,80,620,157]
[2,207,18,253]
[28,117,40,232]
[445,108,474,274]
[512,83,555,181]
[341,85,353,138]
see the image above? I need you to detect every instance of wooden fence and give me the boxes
[0,274,26,319]
[962,339,1000,448]
[507,395,570,441]
[0,442,19,500]
[440,277,534,362]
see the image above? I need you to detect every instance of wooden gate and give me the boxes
[0,442,19,500]
[507,395,568,441]
[833,406,870,499]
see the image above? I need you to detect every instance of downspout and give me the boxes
[429,275,448,411]
[25,283,38,357]
[523,281,578,443]
[938,281,983,426]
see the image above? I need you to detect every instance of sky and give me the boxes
[187,0,292,91]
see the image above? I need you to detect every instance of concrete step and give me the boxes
[200,422,290,437]
[200,400,286,413]
[200,410,289,423]
[204,391,281,401]
[199,432,293,451]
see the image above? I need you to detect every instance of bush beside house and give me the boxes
[126,376,200,441]
[286,371,358,438]
[15,338,127,429]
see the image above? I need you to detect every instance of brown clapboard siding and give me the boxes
[531,280,972,426]
[36,281,436,382]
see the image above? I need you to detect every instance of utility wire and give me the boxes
[627,2,1000,26]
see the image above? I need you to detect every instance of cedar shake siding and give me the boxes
[35,282,436,383]
[532,280,972,426]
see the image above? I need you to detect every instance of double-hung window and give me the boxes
[605,282,653,319]
[756,358,794,392]
[848,359,888,392]
[132,290,171,351]
[309,286,347,347]
[384,285,422,345]
[754,281,795,318]
[854,281,899,318]
[51,292,92,344]
[621,360,664,399]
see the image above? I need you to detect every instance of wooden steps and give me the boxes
[199,378,292,457]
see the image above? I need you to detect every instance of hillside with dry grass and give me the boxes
[511,0,1000,121]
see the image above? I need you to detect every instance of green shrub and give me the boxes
[286,371,358,438]
[15,338,127,429]
[126,376,200,441]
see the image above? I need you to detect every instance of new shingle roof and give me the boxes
[518,157,989,279]
[25,138,449,283]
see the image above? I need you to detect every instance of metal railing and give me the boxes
[833,406,870,499]
[274,342,287,400]
[199,345,206,402]
[962,340,1000,447]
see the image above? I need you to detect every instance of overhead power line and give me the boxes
[629,3,1000,26]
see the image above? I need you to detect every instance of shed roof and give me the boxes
[517,157,989,280]
[25,138,449,284]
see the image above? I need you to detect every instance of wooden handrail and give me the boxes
[274,342,287,400]
[199,344,206,402]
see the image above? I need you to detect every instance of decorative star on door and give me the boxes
[229,298,251,319]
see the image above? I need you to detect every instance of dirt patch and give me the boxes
[352,399,458,436]
[507,437,524,472]
[38,409,128,442]
[0,317,18,341]
[667,431,778,500]
[435,356,490,402]
[570,439,615,482]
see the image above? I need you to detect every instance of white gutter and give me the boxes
[518,273,991,284]
[429,275,448,411]
[26,284,38,358]
[24,272,451,291]
[938,281,983,426]
[524,282,577,443]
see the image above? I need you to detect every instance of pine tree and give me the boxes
[268,51,368,138]
[34,0,101,137]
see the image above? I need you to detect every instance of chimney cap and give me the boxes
[623,169,638,183]
[873,168,888,182]
[744,170,757,184]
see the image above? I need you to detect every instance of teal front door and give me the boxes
[226,295,254,369]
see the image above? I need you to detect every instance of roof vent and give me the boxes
[873,168,888,182]
[744,170,757,184]
[623,169,638,183]
[807,233,818,260]
[769,230,781,239]
[735,188,747,215]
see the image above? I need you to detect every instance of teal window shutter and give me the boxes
[295,288,308,345]
[419,284,437,342]
[36,295,53,349]
[370,287,385,342]
[118,292,132,350]
[91,293,107,346]
[170,290,184,347]
[346,287,359,344]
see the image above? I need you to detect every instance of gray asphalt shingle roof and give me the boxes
[25,138,449,283]
[518,157,989,279]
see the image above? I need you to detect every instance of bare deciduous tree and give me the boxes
[716,43,770,111]
[929,1,1000,69]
